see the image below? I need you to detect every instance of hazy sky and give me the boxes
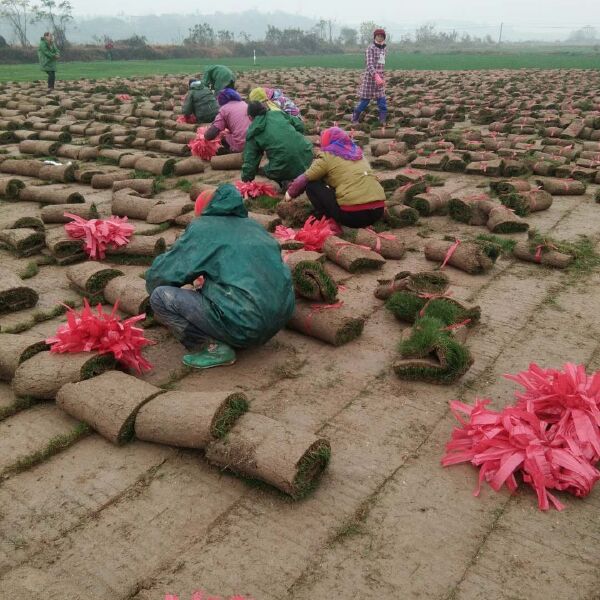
[73,0,600,27]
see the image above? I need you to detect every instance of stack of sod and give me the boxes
[0,178,25,200]
[57,371,162,445]
[374,270,450,300]
[18,186,84,205]
[386,292,479,384]
[448,195,496,226]
[205,412,331,499]
[104,235,166,265]
[287,298,365,346]
[135,390,249,448]
[0,228,45,257]
[12,351,116,400]
[342,227,406,259]
[41,203,98,224]
[0,333,48,381]
[424,239,498,274]
[66,262,124,301]
[0,266,39,313]
[487,206,529,234]
[535,178,587,195]
[499,190,553,217]
[384,205,420,228]
[276,198,313,227]
[323,235,386,273]
[45,227,86,265]
[102,275,150,316]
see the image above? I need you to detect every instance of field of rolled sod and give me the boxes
[1,50,600,82]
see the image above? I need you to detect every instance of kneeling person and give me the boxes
[146,184,295,369]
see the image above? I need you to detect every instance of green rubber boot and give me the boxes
[182,342,236,370]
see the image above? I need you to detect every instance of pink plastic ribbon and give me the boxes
[440,239,461,270]
[305,300,344,333]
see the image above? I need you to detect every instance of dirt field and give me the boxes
[1,68,600,600]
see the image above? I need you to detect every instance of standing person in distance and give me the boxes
[38,32,60,91]
[352,28,387,126]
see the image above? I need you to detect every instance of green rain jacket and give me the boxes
[201,65,236,93]
[241,110,313,182]
[145,184,295,348]
[38,38,59,72]
[182,81,219,123]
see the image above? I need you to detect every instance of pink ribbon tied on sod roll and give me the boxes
[440,238,461,270]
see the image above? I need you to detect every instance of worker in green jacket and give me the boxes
[37,32,59,91]
[201,64,236,94]
[146,184,295,370]
[241,101,313,190]
[182,79,219,123]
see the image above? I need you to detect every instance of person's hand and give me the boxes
[284,191,292,202]
[374,73,384,87]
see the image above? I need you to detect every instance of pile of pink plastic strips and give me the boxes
[188,126,222,160]
[177,114,197,124]
[442,363,600,510]
[273,216,341,252]
[64,213,134,260]
[234,180,278,199]
[46,299,154,373]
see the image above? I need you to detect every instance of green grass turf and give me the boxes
[2,51,600,82]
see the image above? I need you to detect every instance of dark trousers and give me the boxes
[47,71,56,90]
[305,180,384,228]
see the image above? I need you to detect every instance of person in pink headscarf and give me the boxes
[284,127,385,228]
[204,88,251,154]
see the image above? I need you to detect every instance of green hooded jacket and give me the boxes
[241,110,313,183]
[38,38,59,72]
[145,184,295,348]
[201,65,236,93]
[182,81,219,123]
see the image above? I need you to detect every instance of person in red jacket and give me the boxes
[352,28,387,125]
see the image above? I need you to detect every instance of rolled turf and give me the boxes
[0,333,48,380]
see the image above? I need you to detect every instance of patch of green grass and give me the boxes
[2,300,76,334]
[18,261,39,280]
[4,51,600,83]
[0,396,41,422]
[153,175,167,193]
[175,179,193,193]
[212,394,249,439]
[95,155,118,166]
[133,169,154,179]
[476,233,517,255]
[0,423,90,480]
[136,222,171,236]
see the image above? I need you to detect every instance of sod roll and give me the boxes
[66,262,124,296]
[448,197,495,226]
[205,412,331,499]
[0,333,48,381]
[56,371,163,444]
[37,163,75,183]
[45,227,85,262]
[146,199,193,224]
[0,266,39,313]
[112,178,155,196]
[173,157,206,176]
[105,235,166,259]
[287,298,365,346]
[500,190,553,217]
[408,190,451,216]
[135,390,249,449]
[102,275,150,315]
[487,206,529,234]
[290,260,338,303]
[41,202,98,224]
[535,178,587,196]
[19,185,85,205]
[248,211,282,232]
[111,189,160,220]
[512,241,574,269]
[276,198,313,228]
[133,156,176,176]
[0,228,45,257]
[375,270,450,300]
[0,214,44,230]
[91,171,133,189]
[323,235,386,273]
[13,351,116,400]
[0,177,25,200]
[18,139,61,156]
[349,227,406,259]
[424,240,495,274]
[210,153,244,170]
[384,205,420,228]
[1,159,44,178]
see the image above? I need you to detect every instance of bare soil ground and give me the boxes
[0,68,600,599]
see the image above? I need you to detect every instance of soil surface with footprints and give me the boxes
[1,67,600,599]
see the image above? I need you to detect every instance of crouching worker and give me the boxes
[146,184,295,369]
[182,79,219,124]
[241,101,313,190]
[204,88,251,154]
[284,127,385,228]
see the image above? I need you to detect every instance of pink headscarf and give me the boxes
[320,127,363,161]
